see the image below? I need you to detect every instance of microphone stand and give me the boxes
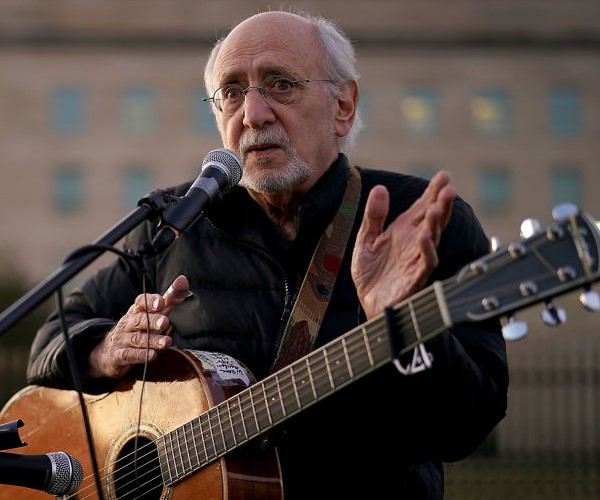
[0,189,173,335]
[0,188,174,500]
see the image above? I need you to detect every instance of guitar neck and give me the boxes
[157,286,449,485]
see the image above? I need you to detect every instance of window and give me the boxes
[471,89,509,137]
[551,166,582,207]
[122,167,153,210]
[53,166,84,213]
[400,88,438,137]
[548,88,581,137]
[192,87,218,133]
[121,87,156,134]
[52,87,85,134]
[479,166,511,215]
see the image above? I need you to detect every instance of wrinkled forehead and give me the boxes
[212,13,323,85]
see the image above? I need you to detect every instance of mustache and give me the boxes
[239,127,291,156]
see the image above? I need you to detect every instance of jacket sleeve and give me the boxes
[26,233,152,393]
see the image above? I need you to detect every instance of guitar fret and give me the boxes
[323,347,334,388]
[174,426,186,478]
[274,374,290,417]
[328,344,352,388]
[305,357,318,400]
[199,412,217,461]
[362,325,374,367]
[156,435,173,485]
[229,397,247,444]
[167,433,177,481]
[211,407,226,455]
[189,419,201,470]
[347,328,372,376]
[195,415,209,464]
[342,337,354,378]
[308,351,331,398]
[264,378,283,423]
[221,400,237,449]
[278,370,299,415]
[181,423,192,473]
[292,361,315,407]
[251,383,272,432]
[245,388,260,437]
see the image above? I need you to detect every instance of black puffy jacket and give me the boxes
[27,154,508,499]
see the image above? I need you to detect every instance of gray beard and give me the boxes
[239,155,310,194]
[238,127,310,194]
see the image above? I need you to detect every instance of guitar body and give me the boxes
[1,209,598,499]
[0,348,283,499]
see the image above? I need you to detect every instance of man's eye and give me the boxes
[271,79,294,93]
[223,87,243,100]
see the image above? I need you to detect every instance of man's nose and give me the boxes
[242,87,275,127]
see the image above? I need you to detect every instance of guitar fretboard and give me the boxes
[156,286,448,485]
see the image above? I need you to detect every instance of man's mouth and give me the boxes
[248,143,277,152]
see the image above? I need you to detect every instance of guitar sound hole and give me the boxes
[114,436,163,500]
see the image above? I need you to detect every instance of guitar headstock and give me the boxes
[446,204,600,340]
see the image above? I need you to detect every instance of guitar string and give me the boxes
[68,276,455,498]
[68,282,448,499]
[70,261,517,499]
[77,231,573,497]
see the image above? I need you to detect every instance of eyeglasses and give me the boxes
[203,75,334,115]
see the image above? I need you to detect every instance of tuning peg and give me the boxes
[520,218,541,239]
[541,301,566,326]
[490,236,501,252]
[552,203,578,221]
[502,316,528,341]
[580,288,600,312]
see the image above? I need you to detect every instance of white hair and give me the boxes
[203,11,363,154]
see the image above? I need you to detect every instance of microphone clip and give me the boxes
[0,420,26,451]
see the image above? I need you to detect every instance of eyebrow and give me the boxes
[217,66,295,86]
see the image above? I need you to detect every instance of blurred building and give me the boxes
[1,0,599,285]
[1,2,600,496]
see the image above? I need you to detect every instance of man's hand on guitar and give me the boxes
[351,171,455,319]
[86,275,190,378]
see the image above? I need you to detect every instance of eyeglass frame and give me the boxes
[202,76,335,115]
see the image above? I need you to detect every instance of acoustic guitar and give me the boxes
[1,207,598,499]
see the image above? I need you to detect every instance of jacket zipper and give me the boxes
[203,215,294,361]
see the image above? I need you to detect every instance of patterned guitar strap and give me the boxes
[270,166,362,374]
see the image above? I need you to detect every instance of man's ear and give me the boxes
[334,80,359,138]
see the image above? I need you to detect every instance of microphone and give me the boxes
[151,148,243,254]
[0,450,83,496]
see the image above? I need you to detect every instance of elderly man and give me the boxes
[27,10,508,499]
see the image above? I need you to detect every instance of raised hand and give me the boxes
[86,275,190,378]
[351,171,455,319]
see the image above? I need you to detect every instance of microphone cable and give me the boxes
[56,242,153,500]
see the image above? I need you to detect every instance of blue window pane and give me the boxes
[479,167,511,214]
[472,89,510,137]
[52,87,85,134]
[53,167,83,212]
[551,167,582,207]
[121,87,156,134]
[548,89,581,137]
[401,88,438,137]
[192,88,218,133]
[122,168,152,210]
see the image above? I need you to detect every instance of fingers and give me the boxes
[162,275,190,314]
[356,185,389,250]
[406,171,452,224]
[87,275,190,379]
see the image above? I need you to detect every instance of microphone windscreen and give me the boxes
[202,148,243,189]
